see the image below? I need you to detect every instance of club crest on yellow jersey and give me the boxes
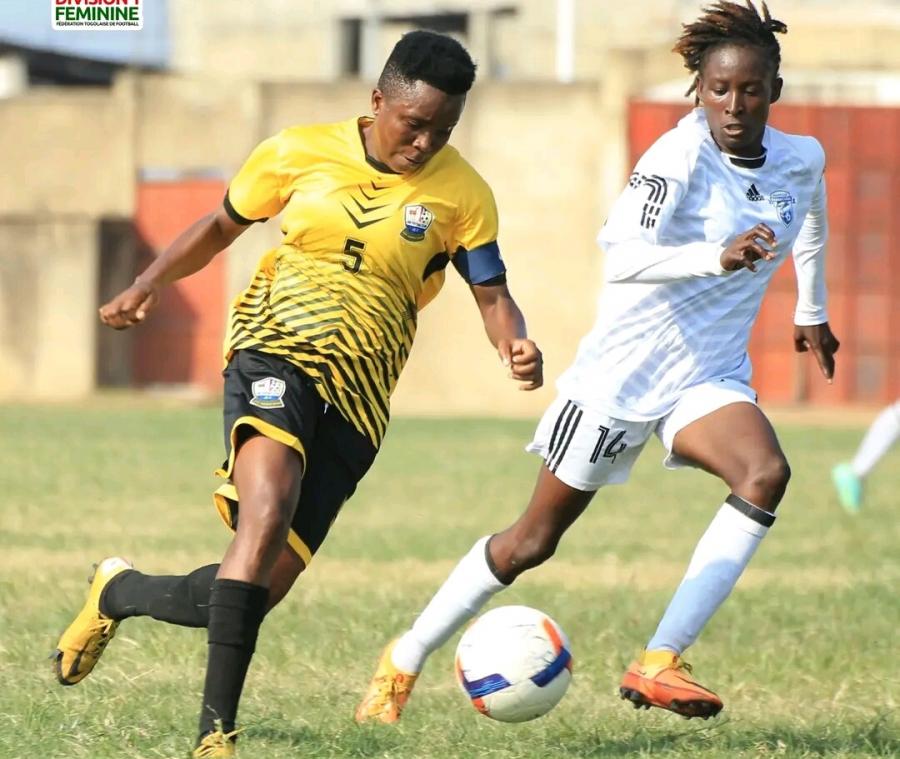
[250,377,286,409]
[401,204,434,241]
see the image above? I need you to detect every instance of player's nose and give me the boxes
[725,92,744,115]
[412,131,433,154]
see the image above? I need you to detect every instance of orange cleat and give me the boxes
[355,640,419,724]
[619,649,723,719]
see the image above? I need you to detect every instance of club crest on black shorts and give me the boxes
[250,377,286,409]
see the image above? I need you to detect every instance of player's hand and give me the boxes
[720,224,777,272]
[498,338,543,391]
[794,322,840,383]
[99,280,159,330]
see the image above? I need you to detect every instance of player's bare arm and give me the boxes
[99,206,248,330]
[471,281,543,390]
[794,322,840,382]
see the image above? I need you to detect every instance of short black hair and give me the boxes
[378,30,476,97]
[674,1,788,100]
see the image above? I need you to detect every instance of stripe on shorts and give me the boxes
[548,402,582,473]
[546,400,572,461]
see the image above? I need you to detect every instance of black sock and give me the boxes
[100,564,219,628]
[197,579,269,740]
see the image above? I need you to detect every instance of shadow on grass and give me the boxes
[247,711,898,758]
[563,711,898,757]
[247,722,407,757]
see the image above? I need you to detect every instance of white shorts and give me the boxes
[526,379,757,491]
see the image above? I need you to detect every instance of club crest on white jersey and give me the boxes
[768,189,796,225]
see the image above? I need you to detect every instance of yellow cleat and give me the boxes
[355,639,419,724]
[619,648,723,719]
[193,728,239,758]
[53,557,133,685]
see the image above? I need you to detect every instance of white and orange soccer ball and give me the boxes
[454,605,573,723]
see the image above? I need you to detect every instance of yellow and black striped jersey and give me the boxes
[224,117,505,447]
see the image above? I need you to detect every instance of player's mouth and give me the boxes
[403,154,427,167]
[722,123,746,137]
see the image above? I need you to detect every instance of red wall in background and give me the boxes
[132,180,227,392]
[628,101,900,404]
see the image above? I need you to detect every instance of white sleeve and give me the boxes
[792,173,829,325]
[603,239,726,284]
[598,131,728,284]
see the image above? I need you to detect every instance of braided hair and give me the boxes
[673,1,787,102]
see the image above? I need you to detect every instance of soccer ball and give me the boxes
[454,605,573,723]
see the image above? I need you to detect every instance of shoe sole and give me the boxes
[355,711,401,724]
[619,686,722,720]
[52,648,83,686]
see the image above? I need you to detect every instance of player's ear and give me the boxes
[371,88,384,116]
[770,76,783,104]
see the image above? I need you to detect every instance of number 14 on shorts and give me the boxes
[590,426,627,464]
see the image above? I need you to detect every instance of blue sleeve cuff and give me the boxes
[452,241,506,284]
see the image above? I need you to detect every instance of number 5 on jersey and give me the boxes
[342,238,366,274]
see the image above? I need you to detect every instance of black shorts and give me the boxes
[213,349,378,566]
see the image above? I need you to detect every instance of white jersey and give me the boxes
[558,108,829,420]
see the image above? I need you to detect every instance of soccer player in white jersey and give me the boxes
[832,399,900,513]
[357,0,840,723]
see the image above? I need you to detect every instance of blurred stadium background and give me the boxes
[1,0,898,415]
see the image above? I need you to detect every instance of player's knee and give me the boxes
[239,486,296,544]
[742,455,791,510]
[509,530,559,573]
[490,525,560,582]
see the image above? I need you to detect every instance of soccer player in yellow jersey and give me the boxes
[53,31,542,758]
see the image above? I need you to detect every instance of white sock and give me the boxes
[851,401,900,478]
[646,497,773,654]
[391,536,507,673]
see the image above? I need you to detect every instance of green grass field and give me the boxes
[1,403,897,758]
